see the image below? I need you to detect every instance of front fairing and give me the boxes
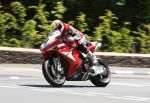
[41,30,61,49]
[40,30,63,57]
[40,30,83,78]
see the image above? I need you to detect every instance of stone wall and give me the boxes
[0,51,42,64]
[95,52,150,68]
[0,47,42,64]
[96,55,150,68]
[0,47,150,68]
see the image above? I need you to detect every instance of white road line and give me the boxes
[31,88,112,96]
[31,88,95,96]
[31,88,73,92]
[50,88,73,92]
[31,88,150,102]
[0,85,20,88]
[9,76,39,80]
[109,96,150,102]
[0,68,41,72]
[10,76,20,79]
[110,96,143,101]
[111,70,150,75]
[67,92,95,96]
[84,92,113,96]
[126,96,150,100]
[0,84,150,102]
[31,89,57,93]
[112,71,134,74]
[110,82,150,87]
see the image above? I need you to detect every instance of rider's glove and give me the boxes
[67,36,75,42]
[67,35,81,42]
[73,35,80,40]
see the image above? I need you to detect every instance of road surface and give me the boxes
[0,64,150,103]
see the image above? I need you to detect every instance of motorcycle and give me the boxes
[40,30,110,87]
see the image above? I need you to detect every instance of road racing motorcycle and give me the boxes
[40,30,110,87]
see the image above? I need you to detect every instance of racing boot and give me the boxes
[86,51,103,76]
[86,51,94,67]
[86,51,98,68]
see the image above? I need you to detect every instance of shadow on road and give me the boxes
[20,84,98,88]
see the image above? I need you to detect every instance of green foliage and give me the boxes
[8,38,22,47]
[51,1,67,19]
[122,0,150,28]
[0,0,150,53]
[67,21,75,25]
[10,2,26,24]
[76,12,88,33]
[34,4,49,24]
[33,4,50,48]
[133,23,150,53]
[94,10,118,40]
[22,20,37,47]
[110,27,133,52]
[0,3,18,46]
[94,10,133,52]
[22,20,37,38]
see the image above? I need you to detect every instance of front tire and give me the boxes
[90,59,111,87]
[42,58,66,87]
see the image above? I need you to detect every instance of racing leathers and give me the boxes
[50,21,94,68]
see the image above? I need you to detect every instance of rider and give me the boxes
[49,20,95,69]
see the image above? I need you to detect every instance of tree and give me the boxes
[94,10,133,52]
[51,1,67,20]
[9,1,27,42]
[0,0,150,53]
[0,3,18,46]
[120,0,150,29]
[10,2,26,24]
[75,12,88,33]
[133,23,150,53]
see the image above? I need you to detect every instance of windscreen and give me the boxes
[42,30,61,48]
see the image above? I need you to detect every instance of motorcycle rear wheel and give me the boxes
[90,58,110,87]
[42,58,66,87]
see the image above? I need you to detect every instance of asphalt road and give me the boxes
[0,64,150,103]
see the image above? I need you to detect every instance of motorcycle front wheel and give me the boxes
[42,57,66,87]
[90,58,111,87]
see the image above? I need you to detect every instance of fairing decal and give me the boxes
[60,52,69,56]
[60,51,76,61]
[57,44,65,48]
[67,52,76,61]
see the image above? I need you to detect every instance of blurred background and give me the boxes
[0,0,150,53]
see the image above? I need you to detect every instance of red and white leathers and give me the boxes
[61,22,87,46]
[49,20,88,53]
[49,20,94,67]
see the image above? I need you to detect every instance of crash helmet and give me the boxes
[49,20,64,32]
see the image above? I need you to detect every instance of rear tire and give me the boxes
[90,59,110,87]
[42,58,66,87]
